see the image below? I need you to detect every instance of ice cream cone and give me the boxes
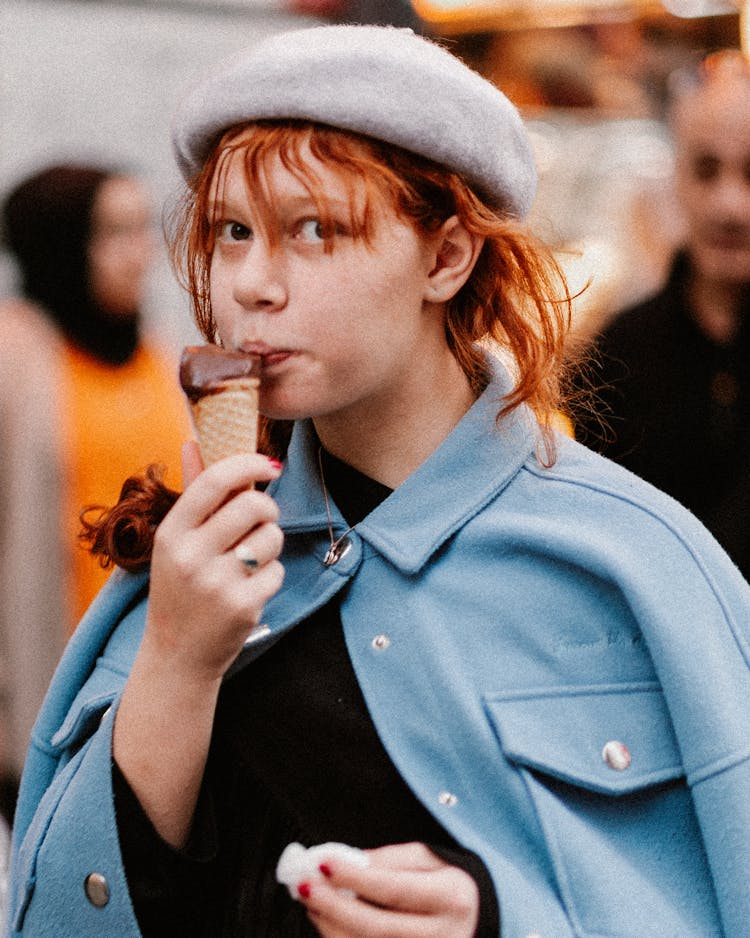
[189,377,259,466]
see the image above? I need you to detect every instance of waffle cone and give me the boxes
[189,377,259,466]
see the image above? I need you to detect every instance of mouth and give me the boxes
[702,225,750,252]
[239,343,294,368]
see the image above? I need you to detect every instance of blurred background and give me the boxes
[0,0,746,348]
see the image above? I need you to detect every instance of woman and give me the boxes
[0,165,188,814]
[1,164,190,629]
[8,26,750,938]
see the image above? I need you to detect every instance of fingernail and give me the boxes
[297,881,312,899]
[319,863,332,878]
[268,458,283,470]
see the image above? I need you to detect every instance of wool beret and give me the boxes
[171,24,537,218]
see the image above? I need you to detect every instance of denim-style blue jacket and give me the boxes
[8,358,750,937]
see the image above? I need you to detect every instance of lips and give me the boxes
[239,343,294,368]
[260,350,293,367]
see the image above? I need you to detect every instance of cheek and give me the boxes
[209,265,234,325]
[677,187,714,239]
[88,250,116,300]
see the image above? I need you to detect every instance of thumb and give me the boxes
[181,439,205,488]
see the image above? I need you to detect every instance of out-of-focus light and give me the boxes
[659,0,738,16]
[527,125,562,175]
[411,0,748,28]
[410,0,651,31]
[412,0,740,30]
[627,132,674,181]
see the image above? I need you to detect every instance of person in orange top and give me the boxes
[0,163,189,809]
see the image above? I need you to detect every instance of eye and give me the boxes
[692,154,720,184]
[218,221,252,242]
[297,219,326,243]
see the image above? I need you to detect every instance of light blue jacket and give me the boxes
[8,359,750,937]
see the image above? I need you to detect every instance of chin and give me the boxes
[259,396,315,423]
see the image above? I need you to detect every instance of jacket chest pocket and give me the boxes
[484,683,722,938]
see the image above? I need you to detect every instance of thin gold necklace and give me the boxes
[317,446,355,566]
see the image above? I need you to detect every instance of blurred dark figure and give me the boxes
[574,51,750,579]
[5,165,146,364]
[0,163,189,821]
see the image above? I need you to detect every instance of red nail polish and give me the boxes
[268,458,283,470]
[297,881,312,899]
[319,863,332,878]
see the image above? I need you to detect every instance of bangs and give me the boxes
[204,121,403,251]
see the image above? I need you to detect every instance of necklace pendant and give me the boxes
[324,537,352,567]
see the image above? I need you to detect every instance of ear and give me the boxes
[424,216,484,304]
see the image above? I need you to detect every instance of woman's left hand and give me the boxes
[299,842,479,938]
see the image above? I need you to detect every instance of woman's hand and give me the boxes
[113,441,284,847]
[300,842,479,938]
[145,441,285,682]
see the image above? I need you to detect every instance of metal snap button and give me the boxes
[602,739,631,771]
[371,634,390,651]
[438,790,458,807]
[84,872,110,908]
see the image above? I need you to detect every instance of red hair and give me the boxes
[83,120,573,571]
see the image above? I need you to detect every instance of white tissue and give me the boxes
[275,841,369,899]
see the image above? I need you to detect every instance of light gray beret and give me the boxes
[172,24,537,218]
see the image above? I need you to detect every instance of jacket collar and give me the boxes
[268,355,539,574]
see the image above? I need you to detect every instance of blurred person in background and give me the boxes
[573,50,750,580]
[0,163,189,823]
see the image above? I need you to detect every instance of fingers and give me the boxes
[234,521,285,573]
[157,453,283,572]
[321,848,452,915]
[181,439,204,488]
[176,451,282,528]
[300,844,479,938]
[199,485,280,553]
[228,523,286,603]
[306,895,436,938]
[222,554,286,619]
[366,842,444,872]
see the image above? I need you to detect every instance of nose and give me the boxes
[232,241,288,312]
[708,168,750,224]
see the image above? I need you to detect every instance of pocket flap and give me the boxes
[49,664,125,752]
[484,683,684,795]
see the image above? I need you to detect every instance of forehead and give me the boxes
[92,176,149,223]
[209,138,366,211]
[674,81,750,155]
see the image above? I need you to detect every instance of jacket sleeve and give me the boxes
[8,705,141,937]
[6,571,149,937]
[637,542,750,937]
